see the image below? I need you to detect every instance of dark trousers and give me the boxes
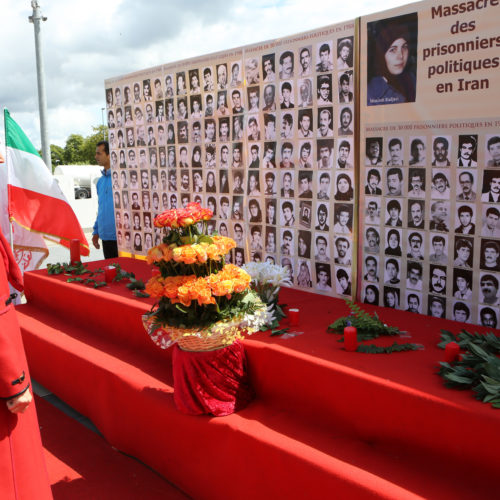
[102,240,118,259]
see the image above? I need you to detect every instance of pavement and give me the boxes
[41,229,105,268]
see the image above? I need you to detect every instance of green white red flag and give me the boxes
[3,108,89,256]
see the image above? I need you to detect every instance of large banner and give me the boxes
[359,0,500,326]
[105,20,357,300]
[105,0,500,327]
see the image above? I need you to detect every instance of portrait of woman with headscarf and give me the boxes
[367,13,418,106]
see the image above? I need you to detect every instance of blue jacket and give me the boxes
[93,169,116,241]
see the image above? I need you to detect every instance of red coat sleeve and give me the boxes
[0,227,29,399]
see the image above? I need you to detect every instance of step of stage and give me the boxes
[18,299,498,500]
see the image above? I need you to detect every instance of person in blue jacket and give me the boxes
[92,140,118,258]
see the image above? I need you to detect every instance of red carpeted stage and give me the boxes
[18,257,500,499]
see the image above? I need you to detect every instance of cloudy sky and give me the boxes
[0,0,412,151]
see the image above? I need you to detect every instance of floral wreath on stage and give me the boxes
[143,202,266,349]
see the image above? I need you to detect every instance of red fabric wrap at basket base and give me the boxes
[172,340,254,416]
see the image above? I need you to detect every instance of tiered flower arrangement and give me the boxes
[143,202,266,350]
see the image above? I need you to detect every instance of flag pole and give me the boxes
[3,108,15,253]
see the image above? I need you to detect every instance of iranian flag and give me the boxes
[4,109,89,256]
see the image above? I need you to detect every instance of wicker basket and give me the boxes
[143,314,238,352]
[176,333,228,352]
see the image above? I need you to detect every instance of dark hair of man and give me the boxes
[387,199,401,211]
[388,138,402,149]
[341,107,352,120]
[487,136,500,149]
[386,258,399,271]
[481,274,499,287]
[264,114,275,126]
[457,205,473,216]
[339,140,350,151]
[336,268,348,280]
[459,134,476,150]
[434,136,449,149]
[408,293,420,305]
[455,238,472,251]
[407,261,422,274]
[454,268,471,284]
[453,301,470,318]
[97,140,109,155]
[319,43,330,54]
[336,237,350,248]
[280,51,293,65]
[408,231,422,243]
[387,167,403,181]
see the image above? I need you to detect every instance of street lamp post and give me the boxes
[101,108,106,139]
[29,1,51,171]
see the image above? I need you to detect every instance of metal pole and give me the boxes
[29,1,51,171]
[101,108,106,139]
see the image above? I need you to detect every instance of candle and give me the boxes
[444,341,460,363]
[70,239,80,265]
[288,308,300,326]
[104,265,117,283]
[344,326,358,352]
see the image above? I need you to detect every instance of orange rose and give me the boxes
[206,244,221,261]
[145,275,165,297]
[172,247,183,263]
[194,244,208,263]
[180,245,197,264]
[146,245,164,265]
[211,279,234,297]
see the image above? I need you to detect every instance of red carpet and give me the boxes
[17,258,500,499]
[35,395,188,499]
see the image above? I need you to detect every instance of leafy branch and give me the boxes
[437,329,500,409]
[327,300,420,354]
[327,299,404,340]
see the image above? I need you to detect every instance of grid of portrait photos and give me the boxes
[105,24,357,299]
[359,132,500,327]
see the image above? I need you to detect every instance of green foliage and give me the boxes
[47,261,148,298]
[437,329,500,409]
[326,300,420,354]
[47,261,92,276]
[64,134,86,164]
[80,125,108,164]
[270,327,289,337]
[149,288,263,331]
[356,342,422,354]
[438,329,500,351]
[50,144,65,170]
[327,299,403,340]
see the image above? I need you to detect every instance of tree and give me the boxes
[50,145,65,171]
[81,125,108,164]
[64,134,86,164]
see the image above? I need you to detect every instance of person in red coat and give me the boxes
[0,228,52,499]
